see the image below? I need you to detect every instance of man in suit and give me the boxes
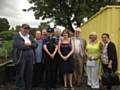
[73,27,86,87]
[13,24,38,90]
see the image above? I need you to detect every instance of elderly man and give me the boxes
[73,27,86,86]
[13,24,38,90]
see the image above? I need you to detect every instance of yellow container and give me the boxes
[80,5,120,76]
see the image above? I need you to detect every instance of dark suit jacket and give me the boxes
[107,41,118,72]
[12,33,38,64]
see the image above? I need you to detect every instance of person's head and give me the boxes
[62,29,70,39]
[35,30,41,40]
[89,32,97,42]
[101,33,110,44]
[74,27,81,37]
[54,28,61,37]
[42,28,47,38]
[47,28,54,37]
[20,24,30,36]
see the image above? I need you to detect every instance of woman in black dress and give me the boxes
[43,28,58,90]
[101,33,118,90]
[58,29,74,89]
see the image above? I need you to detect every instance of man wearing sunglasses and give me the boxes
[13,24,38,90]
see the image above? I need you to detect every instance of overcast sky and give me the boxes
[0,0,41,28]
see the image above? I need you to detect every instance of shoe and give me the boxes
[87,85,91,88]
[77,82,81,87]
[63,86,67,90]
[45,87,51,90]
[70,86,74,90]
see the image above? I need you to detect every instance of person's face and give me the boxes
[63,32,68,38]
[102,35,109,43]
[89,35,97,41]
[55,31,61,37]
[47,32,53,37]
[35,32,41,39]
[21,27,30,36]
[42,29,47,37]
[75,31,80,37]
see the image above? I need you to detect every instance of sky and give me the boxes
[0,0,43,28]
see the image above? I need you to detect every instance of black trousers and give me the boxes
[45,58,57,89]
[102,64,112,90]
[55,53,64,85]
[32,63,44,86]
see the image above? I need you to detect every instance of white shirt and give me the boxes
[74,37,83,57]
[101,43,108,64]
[19,32,31,44]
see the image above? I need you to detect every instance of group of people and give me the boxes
[13,24,118,90]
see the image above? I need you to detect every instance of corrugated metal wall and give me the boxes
[80,5,120,76]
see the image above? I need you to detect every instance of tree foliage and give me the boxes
[28,0,118,31]
[38,22,49,30]
[0,31,16,40]
[0,18,10,32]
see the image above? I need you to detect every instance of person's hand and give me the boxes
[63,56,68,61]
[25,42,31,46]
[88,56,92,60]
[108,63,112,69]
[51,54,55,59]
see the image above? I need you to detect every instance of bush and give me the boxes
[0,31,16,40]
[0,48,6,59]
[0,40,12,60]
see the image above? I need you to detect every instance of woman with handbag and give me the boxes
[101,33,118,90]
[85,32,101,89]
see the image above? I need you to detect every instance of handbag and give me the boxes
[86,60,96,67]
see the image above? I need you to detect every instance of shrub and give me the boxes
[0,31,16,40]
[0,40,12,60]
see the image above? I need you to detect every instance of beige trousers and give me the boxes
[73,54,84,83]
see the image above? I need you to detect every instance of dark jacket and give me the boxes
[12,33,38,64]
[107,41,118,72]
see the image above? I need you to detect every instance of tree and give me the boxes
[0,18,10,32]
[15,25,21,32]
[28,0,118,32]
[38,22,49,30]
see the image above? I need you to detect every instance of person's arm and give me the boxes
[43,44,52,57]
[93,42,102,60]
[85,46,91,60]
[58,39,65,59]
[65,39,74,59]
[82,39,87,56]
[43,38,52,58]
[29,36,38,49]
[107,42,116,69]
[51,45,58,58]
